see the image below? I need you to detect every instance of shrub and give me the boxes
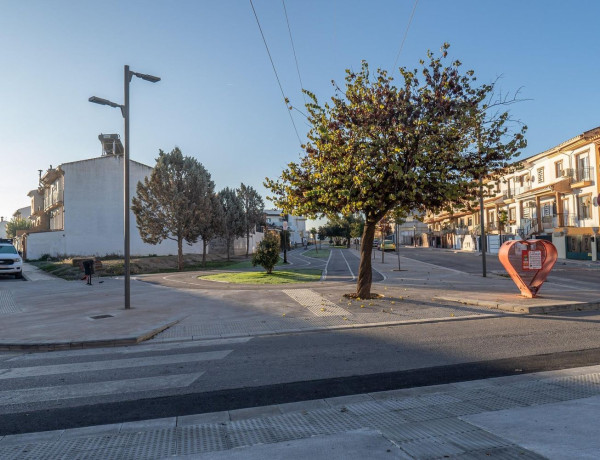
[252,233,280,274]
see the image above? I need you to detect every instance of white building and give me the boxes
[20,135,208,260]
[264,209,307,246]
[0,217,7,239]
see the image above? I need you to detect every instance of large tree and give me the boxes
[6,214,32,238]
[196,193,225,267]
[218,187,245,261]
[266,44,526,299]
[132,147,214,271]
[237,183,265,257]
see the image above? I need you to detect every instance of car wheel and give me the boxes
[15,273,23,279]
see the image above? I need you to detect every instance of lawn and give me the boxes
[303,248,330,259]
[29,254,263,279]
[199,269,322,285]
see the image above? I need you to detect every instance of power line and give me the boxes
[392,0,419,75]
[282,0,307,106]
[249,0,302,145]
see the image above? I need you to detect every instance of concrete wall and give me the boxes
[60,156,201,257]
[25,231,67,259]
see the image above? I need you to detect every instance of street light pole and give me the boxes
[89,66,160,309]
[124,65,131,309]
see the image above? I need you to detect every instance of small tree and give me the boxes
[238,183,265,257]
[218,187,245,261]
[252,232,280,274]
[132,147,213,271]
[6,215,32,238]
[498,209,508,243]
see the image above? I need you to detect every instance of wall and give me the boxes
[60,156,204,257]
[25,231,67,259]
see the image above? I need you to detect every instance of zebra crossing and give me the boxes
[0,337,250,416]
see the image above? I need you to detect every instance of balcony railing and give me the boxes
[564,167,593,184]
[554,212,578,227]
[44,190,63,211]
[503,183,532,199]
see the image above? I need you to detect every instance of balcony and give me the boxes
[566,167,594,188]
[504,183,532,200]
[44,190,63,212]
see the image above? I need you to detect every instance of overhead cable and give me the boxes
[249,0,302,145]
[392,0,419,75]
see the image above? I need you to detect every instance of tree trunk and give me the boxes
[177,237,184,271]
[202,240,208,268]
[226,239,231,261]
[356,222,376,298]
[246,230,250,258]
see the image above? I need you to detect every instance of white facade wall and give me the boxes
[26,231,67,259]
[61,156,206,257]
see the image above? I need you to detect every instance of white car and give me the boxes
[0,243,23,279]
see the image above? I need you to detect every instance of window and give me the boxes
[509,208,516,222]
[578,195,592,220]
[537,167,545,183]
[467,217,473,226]
[555,160,563,178]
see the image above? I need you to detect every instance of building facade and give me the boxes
[264,209,307,246]
[423,126,600,260]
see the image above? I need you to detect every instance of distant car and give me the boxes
[379,241,396,251]
[372,239,380,248]
[0,243,23,279]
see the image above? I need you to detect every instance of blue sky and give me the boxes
[2,0,599,224]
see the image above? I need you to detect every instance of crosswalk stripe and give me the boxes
[0,350,232,380]
[0,372,203,405]
[6,337,251,362]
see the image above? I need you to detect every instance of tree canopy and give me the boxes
[218,187,245,261]
[238,183,265,257]
[132,147,214,271]
[6,215,32,238]
[266,44,526,298]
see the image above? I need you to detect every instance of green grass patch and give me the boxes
[199,269,322,285]
[303,248,331,259]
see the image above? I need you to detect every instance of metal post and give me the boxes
[479,176,487,277]
[124,65,131,308]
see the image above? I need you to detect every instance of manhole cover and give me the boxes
[89,314,114,320]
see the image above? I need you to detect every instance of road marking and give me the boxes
[0,350,232,380]
[0,372,203,405]
[283,289,351,316]
[340,250,356,280]
[399,256,470,274]
[321,248,334,281]
[7,338,251,362]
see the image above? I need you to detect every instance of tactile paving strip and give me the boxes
[282,289,351,316]
[0,291,20,314]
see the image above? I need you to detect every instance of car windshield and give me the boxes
[0,245,18,254]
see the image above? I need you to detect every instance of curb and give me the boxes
[0,320,180,352]
[434,296,600,314]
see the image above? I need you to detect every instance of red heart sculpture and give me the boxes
[498,239,558,298]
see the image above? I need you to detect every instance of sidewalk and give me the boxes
[2,364,599,459]
[1,254,599,350]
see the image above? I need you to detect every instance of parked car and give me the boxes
[0,243,23,279]
[372,238,380,248]
[380,240,396,251]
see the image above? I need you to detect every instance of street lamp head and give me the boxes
[89,96,121,109]
[131,71,161,83]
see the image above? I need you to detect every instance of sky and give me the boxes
[1,0,599,226]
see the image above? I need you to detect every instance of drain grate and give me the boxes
[89,314,114,320]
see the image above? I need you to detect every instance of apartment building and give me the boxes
[424,126,600,260]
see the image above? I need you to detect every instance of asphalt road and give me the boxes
[3,309,600,434]
[399,247,600,287]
